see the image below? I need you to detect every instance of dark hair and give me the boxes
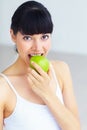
[11,0,53,35]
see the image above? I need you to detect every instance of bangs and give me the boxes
[18,10,53,35]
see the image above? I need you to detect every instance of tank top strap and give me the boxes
[50,63,61,93]
[0,73,18,97]
[50,63,64,104]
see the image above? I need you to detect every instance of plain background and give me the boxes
[0,0,87,129]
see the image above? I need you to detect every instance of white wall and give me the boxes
[0,0,87,55]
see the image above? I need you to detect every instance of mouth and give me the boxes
[28,53,44,59]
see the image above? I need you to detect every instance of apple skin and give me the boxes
[30,55,49,72]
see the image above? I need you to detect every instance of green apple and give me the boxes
[30,55,49,72]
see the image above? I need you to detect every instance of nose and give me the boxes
[31,40,42,51]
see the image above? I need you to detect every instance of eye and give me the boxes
[23,35,31,41]
[41,34,49,40]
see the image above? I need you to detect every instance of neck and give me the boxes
[4,56,30,76]
[15,57,30,74]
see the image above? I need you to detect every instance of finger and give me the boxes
[28,72,40,87]
[27,74,34,87]
[28,74,40,93]
[30,68,43,82]
[31,61,48,77]
[47,63,53,79]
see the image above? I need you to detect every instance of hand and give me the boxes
[28,62,57,101]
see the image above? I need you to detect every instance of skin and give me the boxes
[0,30,81,130]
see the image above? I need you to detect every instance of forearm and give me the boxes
[44,94,81,130]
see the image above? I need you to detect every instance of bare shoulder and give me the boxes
[0,76,8,101]
[50,60,72,90]
[0,77,6,119]
[0,76,10,109]
[0,76,9,128]
[51,60,70,75]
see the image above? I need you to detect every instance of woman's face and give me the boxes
[11,30,51,65]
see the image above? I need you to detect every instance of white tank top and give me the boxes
[0,66,64,130]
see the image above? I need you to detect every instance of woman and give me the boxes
[0,1,81,130]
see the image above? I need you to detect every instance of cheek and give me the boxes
[44,42,51,50]
[16,41,29,53]
[16,43,25,53]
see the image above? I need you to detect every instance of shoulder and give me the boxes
[0,75,8,99]
[50,60,72,90]
[51,60,71,78]
[51,60,70,72]
[0,76,6,112]
[0,75,10,110]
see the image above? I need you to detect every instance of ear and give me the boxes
[10,29,16,43]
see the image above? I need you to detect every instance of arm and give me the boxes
[44,61,81,130]
[0,94,4,130]
[0,105,4,130]
[28,61,81,130]
[0,78,7,130]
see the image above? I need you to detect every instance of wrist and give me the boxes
[43,93,58,106]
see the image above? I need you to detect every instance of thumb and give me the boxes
[47,63,53,79]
